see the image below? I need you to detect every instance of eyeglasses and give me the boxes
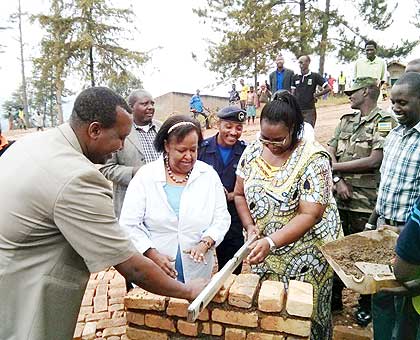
[259,135,288,147]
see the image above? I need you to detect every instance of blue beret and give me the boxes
[217,106,246,123]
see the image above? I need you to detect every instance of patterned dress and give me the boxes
[237,139,343,340]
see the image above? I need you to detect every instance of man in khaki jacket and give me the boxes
[0,87,203,340]
[100,89,162,218]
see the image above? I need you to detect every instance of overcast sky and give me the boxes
[0,0,419,125]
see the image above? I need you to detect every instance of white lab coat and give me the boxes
[119,156,230,283]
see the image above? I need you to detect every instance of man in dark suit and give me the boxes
[269,53,294,93]
[99,89,162,218]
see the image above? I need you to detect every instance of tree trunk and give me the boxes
[56,79,64,124]
[18,0,30,128]
[254,54,258,89]
[299,0,307,56]
[318,0,330,75]
[89,46,95,87]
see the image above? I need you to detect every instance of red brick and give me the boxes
[73,322,84,340]
[87,280,99,289]
[124,288,167,311]
[110,276,127,288]
[166,297,209,320]
[77,313,85,323]
[126,327,168,340]
[213,274,236,303]
[126,311,145,326]
[201,322,223,336]
[109,303,125,313]
[93,295,108,313]
[112,311,126,318]
[106,337,119,340]
[82,321,96,340]
[212,308,258,327]
[96,317,126,330]
[225,328,246,340]
[258,281,285,312]
[285,280,313,318]
[109,296,125,305]
[90,273,98,280]
[96,271,106,281]
[103,270,115,281]
[260,315,311,337]
[85,311,111,322]
[102,325,126,337]
[82,289,95,306]
[145,314,176,333]
[333,325,372,340]
[95,284,108,297]
[177,320,199,337]
[109,287,126,298]
[79,306,93,315]
[247,332,285,340]
[228,273,260,308]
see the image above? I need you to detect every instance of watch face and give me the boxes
[333,176,340,183]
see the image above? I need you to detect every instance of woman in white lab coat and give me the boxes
[119,115,230,283]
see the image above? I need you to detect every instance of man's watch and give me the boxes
[264,236,277,252]
[333,176,342,184]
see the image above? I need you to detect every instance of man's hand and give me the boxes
[226,191,235,202]
[380,279,420,296]
[145,248,177,279]
[246,238,270,265]
[335,180,353,200]
[184,278,208,301]
[184,242,209,264]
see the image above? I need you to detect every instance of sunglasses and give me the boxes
[259,135,288,146]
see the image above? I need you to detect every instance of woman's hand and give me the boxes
[145,248,177,279]
[246,224,259,240]
[246,238,270,265]
[184,242,210,264]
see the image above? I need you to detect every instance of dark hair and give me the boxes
[154,115,203,152]
[365,40,377,49]
[70,87,131,128]
[299,55,311,63]
[260,91,304,148]
[395,72,420,97]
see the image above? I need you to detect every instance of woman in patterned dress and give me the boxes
[234,92,343,340]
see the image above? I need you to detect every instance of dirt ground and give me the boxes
[6,99,391,337]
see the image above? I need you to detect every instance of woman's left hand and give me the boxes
[184,243,209,264]
[246,238,270,265]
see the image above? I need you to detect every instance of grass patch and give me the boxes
[317,95,349,107]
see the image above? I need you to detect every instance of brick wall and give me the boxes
[123,273,313,340]
[74,269,313,340]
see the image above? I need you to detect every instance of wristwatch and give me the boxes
[333,176,342,184]
[264,236,277,252]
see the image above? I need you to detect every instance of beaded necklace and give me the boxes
[164,155,192,183]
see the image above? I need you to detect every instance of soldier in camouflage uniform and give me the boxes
[327,77,397,326]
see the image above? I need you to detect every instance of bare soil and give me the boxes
[326,234,396,279]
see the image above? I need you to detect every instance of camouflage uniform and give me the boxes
[328,107,397,235]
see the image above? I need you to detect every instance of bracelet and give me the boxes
[199,239,213,250]
[264,236,277,251]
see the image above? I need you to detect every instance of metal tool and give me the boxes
[355,261,394,277]
[187,234,258,322]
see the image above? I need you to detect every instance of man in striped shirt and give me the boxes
[373,72,420,340]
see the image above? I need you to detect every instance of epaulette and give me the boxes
[339,111,358,120]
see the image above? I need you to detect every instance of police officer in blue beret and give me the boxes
[198,106,247,274]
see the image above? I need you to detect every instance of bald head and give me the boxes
[406,59,420,73]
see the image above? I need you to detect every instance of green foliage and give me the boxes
[358,0,396,30]
[108,71,143,99]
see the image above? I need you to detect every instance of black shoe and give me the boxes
[355,308,372,327]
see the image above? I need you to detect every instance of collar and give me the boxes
[276,68,285,74]
[300,71,312,77]
[57,123,84,155]
[134,122,155,132]
[393,121,420,137]
[364,107,382,122]
[207,134,244,155]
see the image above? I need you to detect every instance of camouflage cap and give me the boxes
[217,106,246,123]
[344,77,379,95]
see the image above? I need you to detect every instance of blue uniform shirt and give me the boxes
[198,134,247,241]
